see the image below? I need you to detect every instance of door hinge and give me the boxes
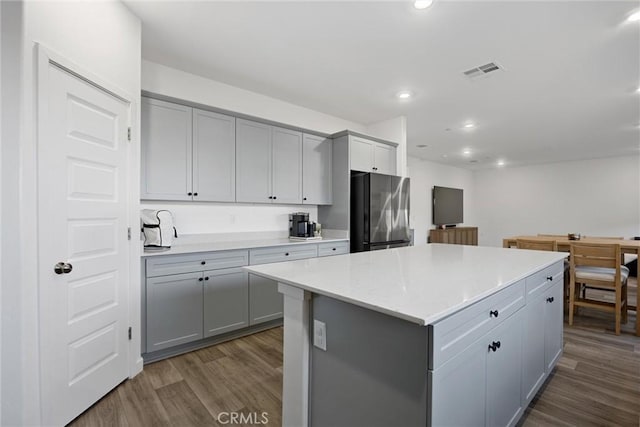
[127,227,131,240]
[128,327,132,340]
[127,127,131,142]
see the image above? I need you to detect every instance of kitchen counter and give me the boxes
[245,243,567,325]
[245,244,568,427]
[141,231,348,257]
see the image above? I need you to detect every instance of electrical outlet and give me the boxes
[313,319,327,351]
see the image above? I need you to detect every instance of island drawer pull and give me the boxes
[546,297,554,303]
[490,310,499,318]
[488,341,501,352]
[546,276,553,281]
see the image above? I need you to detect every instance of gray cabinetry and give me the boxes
[272,127,303,204]
[141,97,235,202]
[204,267,249,337]
[350,135,397,175]
[146,272,203,352]
[236,120,303,204]
[192,108,236,202]
[302,134,332,205]
[141,97,192,201]
[249,274,283,325]
[236,119,272,203]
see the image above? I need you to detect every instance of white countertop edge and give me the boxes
[244,254,567,327]
[142,237,349,257]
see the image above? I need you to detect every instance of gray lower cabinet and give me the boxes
[204,268,249,337]
[249,273,283,325]
[146,272,204,352]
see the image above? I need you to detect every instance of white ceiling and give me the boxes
[124,0,640,170]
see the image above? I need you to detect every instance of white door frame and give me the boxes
[34,42,142,419]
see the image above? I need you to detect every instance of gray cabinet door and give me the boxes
[272,127,302,204]
[374,143,396,175]
[249,273,283,325]
[203,268,249,337]
[350,136,375,172]
[302,134,332,205]
[236,119,272,203]
[522,290,546,405]
[146,272,203,352]
[544,280,563,372]
[141,97,193,200]
[193,109,236,202]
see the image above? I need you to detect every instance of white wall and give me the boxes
[141,60,369,234]
[407,156,476,246]
[366,116,408,176]
[3,2,141,425]
[474,156,640,247]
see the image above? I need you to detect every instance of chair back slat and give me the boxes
[516,238,557,251]
[583,236,623,240]
[570,242,620,270]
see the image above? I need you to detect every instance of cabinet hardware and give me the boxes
[332,248,336,251]
[273,196,277,200]
[488,341,501,352]
[201,261,206,265]
[546,297,554,303]
[268,196,273,199]
[204,277,209,281]
[285,252,289,256]
[193,192,198,196]
[489,310,499,318]
[198,277,203,282]
[303,197,307,201]
[54,262,73,275]
[187,192,193,196]
[128,327,132,340]
[546,276,553,281]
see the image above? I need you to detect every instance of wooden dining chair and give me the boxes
[516,238,557,251]
[568,242,629,335]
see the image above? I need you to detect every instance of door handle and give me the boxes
[54,262,73,275]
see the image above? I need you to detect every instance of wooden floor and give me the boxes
[71,280,639,427]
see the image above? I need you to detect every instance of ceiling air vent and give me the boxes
[463,62,504,80]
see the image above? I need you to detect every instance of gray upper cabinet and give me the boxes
[141,98,193,200]
[236,120,303,204]
[272,127,302,204]
[193,109,236,202]
[236,119,272,203]
[141,97,236,202]
[302,134,332,205]
[350,136,397,175]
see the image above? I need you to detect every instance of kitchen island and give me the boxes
[245,244,567,427]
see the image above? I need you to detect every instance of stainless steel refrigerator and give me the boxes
[350,172,410,252]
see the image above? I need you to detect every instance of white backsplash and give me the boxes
[140,201,319,235]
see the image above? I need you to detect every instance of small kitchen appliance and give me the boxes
[289,212,315,239]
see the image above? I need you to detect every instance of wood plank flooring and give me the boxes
[71,280,639,427]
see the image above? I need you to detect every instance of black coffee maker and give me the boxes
[289,212,314,238]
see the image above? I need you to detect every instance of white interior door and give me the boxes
[38,61,130,426]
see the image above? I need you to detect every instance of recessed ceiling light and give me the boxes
[627,11,640,22]
[463,149,471,155]
[416,144,428,148]
[414,0,434,10]
[497,160,505,167]
[396,91,413,99]
[463,122,476,129]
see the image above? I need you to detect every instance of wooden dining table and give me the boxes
[503,235,640,336]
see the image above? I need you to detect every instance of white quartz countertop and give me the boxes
[244,244,567,326]
[142,233,348,257]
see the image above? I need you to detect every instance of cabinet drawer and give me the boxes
[146,250,249,277]
[249,244,318,265]
[525,261,564,300]
[429,279,525,370]
[318,241,349,257]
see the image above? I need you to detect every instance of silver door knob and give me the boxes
[54,262,73,275]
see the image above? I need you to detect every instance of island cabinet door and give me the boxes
[248,273,283,325]
[522,290,546,405]
[544,280,564,371]
[203,268,249,338]
[429,337,487,427]
[485,310,524,427]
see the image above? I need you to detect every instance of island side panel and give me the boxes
[310,295,428,427]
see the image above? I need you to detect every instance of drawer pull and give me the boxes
[332,248,336,251]
[488,341,501,352]
[201,261,206,265]
[489,310,499,318]
[198,277,203,282]
[547,276,553,281]
[546,297,554,303]
[285,252,289,256]
[204,277,209,281]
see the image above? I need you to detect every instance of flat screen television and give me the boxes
[432,186,463,226]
